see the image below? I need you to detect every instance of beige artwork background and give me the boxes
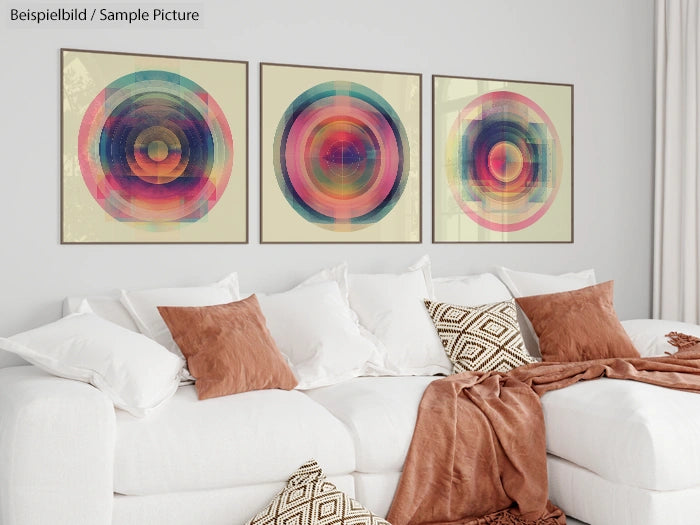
[261,63,421,243]
[62,49,247,243]
[433,76,572,243]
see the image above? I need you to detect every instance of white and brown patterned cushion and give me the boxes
[246,459,389,525]
[424,299,534,373]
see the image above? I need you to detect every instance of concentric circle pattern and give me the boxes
[446,91,562,232]
[273,81,409,230]
[78,70,233,224]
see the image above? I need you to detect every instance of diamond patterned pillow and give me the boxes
[424,299,534,373]
[246,459,389,525]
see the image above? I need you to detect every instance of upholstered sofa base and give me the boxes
[6,366,700,525]
[113,476,356,525]
[547,454,700,525]
[111,474,402,525]
[353,472,402,518]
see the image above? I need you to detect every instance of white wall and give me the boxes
[0,0,655,335]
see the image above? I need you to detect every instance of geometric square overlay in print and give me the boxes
[433,75,572,243]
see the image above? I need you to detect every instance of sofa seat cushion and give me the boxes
[305,376,440,473]
[114,385,355,495]
[541,377,700,491]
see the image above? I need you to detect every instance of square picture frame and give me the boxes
[260,62,421,243]
[61,49,248,244]
[433,74,573,243]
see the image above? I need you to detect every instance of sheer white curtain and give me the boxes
[654,0,700,322]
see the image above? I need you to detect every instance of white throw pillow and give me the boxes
[495,267,597,359]
[300,262,352,304]
[257,277,380,389]
[433,273,513,306]
[0,310,183,417]
[120,273,240,375]
[495,267,597,298]
[408,254,436,298]
[63,295,140,332]
[0,350,28,369]
[622,319,700,357]
[349,262,451,376]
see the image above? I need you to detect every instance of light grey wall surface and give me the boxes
[0,0,655,335]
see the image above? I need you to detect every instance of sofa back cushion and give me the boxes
[63,295,140,332]
[349,266,450,376]
[622,319,700,357]
[432,273,513,306]
[496,267,597,297]
[256,279,381,389]
[120,273,240,359]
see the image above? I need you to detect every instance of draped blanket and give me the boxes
[386,340,700,525]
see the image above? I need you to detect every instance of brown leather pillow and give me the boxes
[158,295,298,400]
[515,281,639,362]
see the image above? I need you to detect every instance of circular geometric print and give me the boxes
[78,70,233,224]
[273,81,409,230]
[446,91,562,232]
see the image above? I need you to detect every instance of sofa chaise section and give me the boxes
[541,377,700,491]
[541,377,700,525]
[547,455,700,525]
[309,374,700,523]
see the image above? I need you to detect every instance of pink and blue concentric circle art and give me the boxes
[273,81,409,230]
[447,91,562,232]
[78,71,233,224]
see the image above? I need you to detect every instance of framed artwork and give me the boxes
[61,49,248,243]
[260,63,421,243]
[433,75,573,243]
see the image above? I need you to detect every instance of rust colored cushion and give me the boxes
[158,295,298,400]
[515,281,640,362]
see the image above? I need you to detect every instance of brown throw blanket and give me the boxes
[387,340,700,525]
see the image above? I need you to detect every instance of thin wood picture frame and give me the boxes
[61,48,249,244]
[432,74,573,243]
[260,62,422,244]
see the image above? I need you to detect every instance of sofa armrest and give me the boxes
[0,366,115,525]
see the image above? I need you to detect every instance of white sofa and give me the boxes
[3,335,700,525]
[3,265,700,525]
